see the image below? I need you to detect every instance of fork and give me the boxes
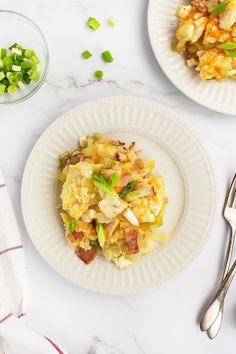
[200,174,236,337]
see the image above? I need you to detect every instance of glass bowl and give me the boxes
[0,10,49,104]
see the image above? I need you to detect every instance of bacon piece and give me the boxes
[109,140,125,146]
[119,173,134,187]
[132,159,144,172]
[125,228,139,254]
[75,246,98,264]
[72,231,84,241]
[66,153,84,165]
[104,219,119,239]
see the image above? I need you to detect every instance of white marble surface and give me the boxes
[1,0,236,353]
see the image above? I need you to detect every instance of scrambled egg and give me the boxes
[175,0,236,80]
[61,162,97,218]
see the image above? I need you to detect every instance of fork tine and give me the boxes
[225,174,236,209]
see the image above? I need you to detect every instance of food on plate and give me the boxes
[108,16,117,27]
[94,70,104,79]
[58,133,168,269]
[0,43,41,95]
[174,0,236,80]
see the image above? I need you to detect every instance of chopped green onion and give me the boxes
[90,239,98,246]
[18,80,26,90]
[69,218,76,234]
[224,49,236,57]
[210,1,230,14]
[31,54,39,64]
[23,74,31,84]
[96,223,105,247]
[108,173,120,188]
[0,72,5,81]
[1,48,6,59]
[21,60,31,71]
[120,181,138,196]
[87,17,101,31]
[108,16,117,27]
[125,190,149,202]
[12,65,21,72]
[82,50,92,59]
[94,70,104,79]
[24,49,34,58]
[0,43,41,96]
[92,171,116,194]
[7,85,17,96]
[0,83,6,94]
[30,71,40,82]
[12,47,22,56]
[9,43,22,50]
[101,50,114,63]
[218,42,236,50]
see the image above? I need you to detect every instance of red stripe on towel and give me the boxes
[45,337,66,354]
[18,313,26,318]
[0,313,13,324]
[0,245,23,255]
[0,184,6,188]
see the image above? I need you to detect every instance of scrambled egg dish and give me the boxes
[174,0,236,80]
[58,133,168,269]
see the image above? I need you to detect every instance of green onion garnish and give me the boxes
[101,50,114,63]
[108,16,117,27]
[1,48,7,59]
[0,43,41,96]
[87,17,101,31]
[90,239,98,246]
[120,181,138,196]
[92,171,116,194]
[96,223,105,247]
[224,49,236,57]
[94,70,104,80]
[69,218,76,234]
[210,1,230,14]
[82,50,92,59]
[0,83,6,94]
[7,85,17,96]
[108,173,120,188]
[0,72,5,81]
[218,42,236,50]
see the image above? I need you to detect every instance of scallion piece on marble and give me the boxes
[87,17,101,31]
[101,50,113,62]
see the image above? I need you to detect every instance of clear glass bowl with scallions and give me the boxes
[0,10,49,104]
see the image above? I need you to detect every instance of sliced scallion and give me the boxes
[82,50,92,59]
[87,17,101,31]
[101,50,114,62]
[210,1,230,14]
[7,85,17,96]
[108,16,117,27]
[94,70,104,80]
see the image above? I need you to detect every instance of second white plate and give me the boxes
[148,0,236,115]
[21,96,219,295]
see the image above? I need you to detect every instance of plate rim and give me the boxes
[147,0,236,116]
[21,95,220,295]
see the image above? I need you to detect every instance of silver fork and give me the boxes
[200,174,236,337]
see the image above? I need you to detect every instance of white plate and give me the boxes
[148,0,236,115]
[21,96,219,295]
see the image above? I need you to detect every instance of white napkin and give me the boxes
[0,170,69,354]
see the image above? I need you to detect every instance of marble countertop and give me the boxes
[1,0,236,353]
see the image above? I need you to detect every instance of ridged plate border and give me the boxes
[21,96,219,295]
[148,0,236,115]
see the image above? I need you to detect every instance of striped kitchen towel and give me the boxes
[0,170,69,354]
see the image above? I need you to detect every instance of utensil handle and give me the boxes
[222,226,236,280]
[200,228,236,332]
